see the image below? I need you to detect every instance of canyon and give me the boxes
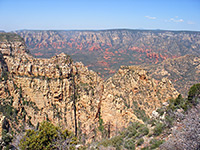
[0,33,180,144]
[16,29,200,96]
[16,29,200,79]
[0,31,199,149]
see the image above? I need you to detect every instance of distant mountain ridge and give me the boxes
[15,29,200,78]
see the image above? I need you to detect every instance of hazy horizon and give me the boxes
[0,0,200,31]
[1,28,200,33]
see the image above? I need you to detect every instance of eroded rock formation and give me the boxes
[0,33,179,143]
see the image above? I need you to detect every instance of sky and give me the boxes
[0,0,200,31]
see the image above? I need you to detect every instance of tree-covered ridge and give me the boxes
[0,33,23,42]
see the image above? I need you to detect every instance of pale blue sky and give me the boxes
[0,0,199,31]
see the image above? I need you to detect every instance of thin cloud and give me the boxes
[170,18,184,23]
[145,16,156,20]
[187,21,195,25]
[165,16,184,23]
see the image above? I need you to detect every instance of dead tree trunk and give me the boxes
[72,73,77,137]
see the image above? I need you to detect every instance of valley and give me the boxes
[16,29,200,96]
[16,30,200,79]
[0,31,199,149]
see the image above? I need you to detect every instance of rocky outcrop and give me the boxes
[143,55,200,96]
[0,113,5,138]
[2,53,103,142]
[0,33,179,143]
[0,34,105,143]
[100,66,178,138]
[0,33,28,56]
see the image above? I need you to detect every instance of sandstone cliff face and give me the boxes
[0,33,179,143]
[0,33,28,56]
[100,66,178,138]
[0,34,105,143]
[2,55,103,142]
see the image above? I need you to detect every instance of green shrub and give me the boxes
[174,94,182,106]
[153,122,165,136]
[0,103,17,121]
[124,139,135,150]
[156,108,165,116]
[134,109,149,122]
[138,125,149,136]
[127,129,137,138]
[148,119,157,126]
[141,147,150,150]
[167,94,190,112]
[150,139,164,149]
[137,138,144,146]
[188,83,200,105]
[98,115,104,132]
[168,99,176,111]
[110,135,123,150]
[180,100,190,111]
[1,71,9,81]
[131,122,143,129]
[2,129,13,146]
[19,121,77,150]
[56,64,59,70]
[100,135,123,150]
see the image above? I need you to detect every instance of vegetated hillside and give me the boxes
[0,33,23,41]
[96,84,200,150]
[143,55,200,97]
[15,29,200,78]
[0,33,179,149]
[160,104,200,150]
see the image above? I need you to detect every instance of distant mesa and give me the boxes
[14,29,200,79]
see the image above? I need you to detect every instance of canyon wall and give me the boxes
[0,33,179,143]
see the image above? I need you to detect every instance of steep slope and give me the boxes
[15,29,200,78]
[100,66,178,138]
[143,55,200,97]
[160,104,200,150]
[0,33,105,144]
[0,33,179,144]
[97,84,200,150]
